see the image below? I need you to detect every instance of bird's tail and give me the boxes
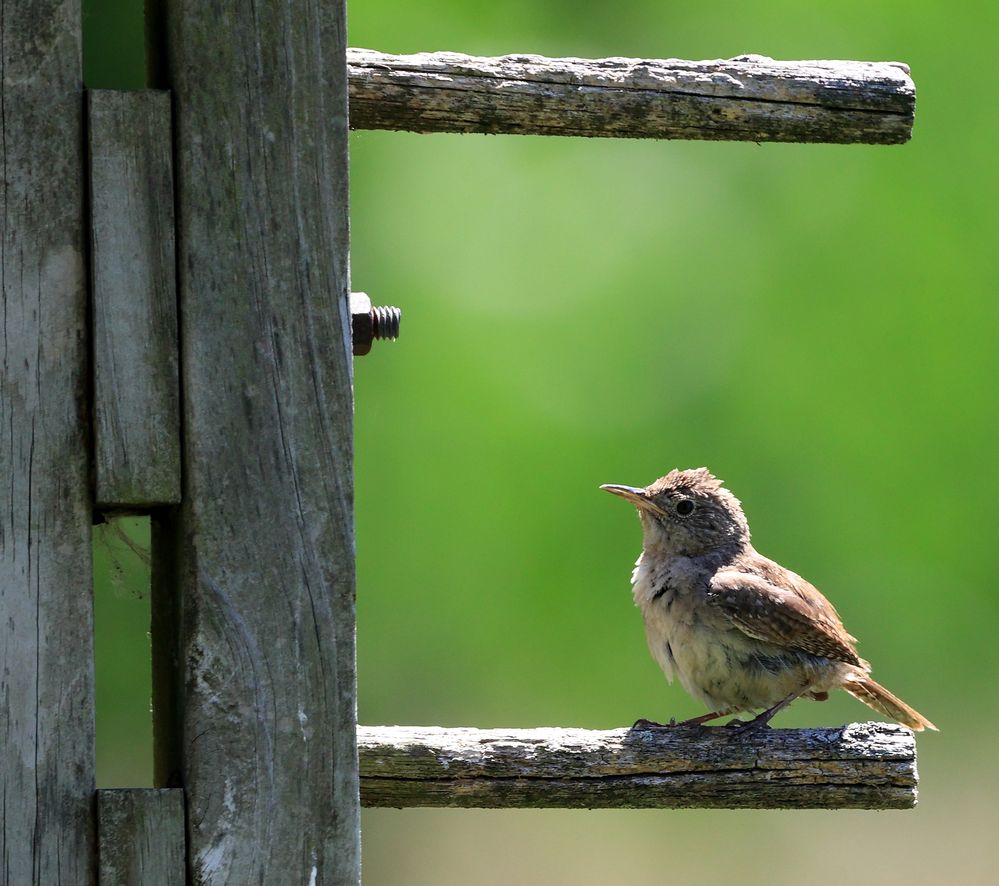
[843,675,938,732]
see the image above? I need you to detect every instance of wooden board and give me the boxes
[151,1,359,882]
[358,723,918,809]
[98,789,185,886]
[0,2,96,883]
[89,90,181,510]
[347,50,915,144]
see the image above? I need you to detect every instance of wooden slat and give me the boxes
[97,790,185,886]
[0,2,96,883]
[347,49,915,144]
[151,1,359,883]
[358,723,918,809]
[89,90,181,510]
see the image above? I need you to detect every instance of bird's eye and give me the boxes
[676,499,695,516]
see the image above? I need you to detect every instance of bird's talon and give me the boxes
[631,718,668,730]
[729,716,773,735]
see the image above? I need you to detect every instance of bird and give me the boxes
[601,467,936,732]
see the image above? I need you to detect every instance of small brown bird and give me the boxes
[602,468,936,731]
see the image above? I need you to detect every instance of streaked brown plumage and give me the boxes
[601,467,936,731]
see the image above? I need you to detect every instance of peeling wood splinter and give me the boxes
[347,49,915,144]
[358,722,917,809]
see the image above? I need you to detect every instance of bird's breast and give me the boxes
[632,554,705,687]
[631,553,833,710]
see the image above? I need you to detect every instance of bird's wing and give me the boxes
[708,569,864,667]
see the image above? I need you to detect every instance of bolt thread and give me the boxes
[372,306,401,340]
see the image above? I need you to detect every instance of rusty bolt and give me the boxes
[351,291,401,356]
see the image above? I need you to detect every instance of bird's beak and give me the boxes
[600,484,666,516]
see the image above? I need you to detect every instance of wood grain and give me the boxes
[347,49,915,144]
[89,90,181,510]
[97,790,185,886]
[358,723,917,809]
[0,2,96,882]
[152,1,359,883]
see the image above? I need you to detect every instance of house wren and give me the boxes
[601,468,936,731]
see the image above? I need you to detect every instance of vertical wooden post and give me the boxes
[151,0,359,883]
[0,2,96,884]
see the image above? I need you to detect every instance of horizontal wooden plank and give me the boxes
[97,789,186,885]
[347,50,915,144]
[89,89,181,510]
[358,722,917,809]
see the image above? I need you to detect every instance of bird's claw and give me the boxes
[631,717,675,730]
[727,716,772,734]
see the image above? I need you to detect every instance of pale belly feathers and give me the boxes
[631,552,843,712]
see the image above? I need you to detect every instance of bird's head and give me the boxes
[601,467,750,557]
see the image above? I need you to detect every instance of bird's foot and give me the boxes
[726,714,773,734]
[631,717,678,730]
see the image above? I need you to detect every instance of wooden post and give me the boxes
[150,1,359,883]
[0,2,96,883]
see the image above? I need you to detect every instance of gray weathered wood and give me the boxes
[152,1,359,883]
[358,723,917,809]
[97,790,186,886]
[0,2,96,883]
[347,49,915,144]
[89,90,181,510]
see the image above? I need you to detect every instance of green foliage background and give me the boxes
[86,2,998,883]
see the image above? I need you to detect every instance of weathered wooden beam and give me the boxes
[97,789,186,886]
[347,49,915,144]
[358,723,917,810]
[0,2,96,883]
[152,0,359,883]
[88,90,181,511]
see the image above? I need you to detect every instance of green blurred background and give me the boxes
[85,1,998,883]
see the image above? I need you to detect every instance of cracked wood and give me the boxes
[358,723,917,809]
[347,49,915,144]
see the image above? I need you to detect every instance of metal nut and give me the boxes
[351,291,401,356]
